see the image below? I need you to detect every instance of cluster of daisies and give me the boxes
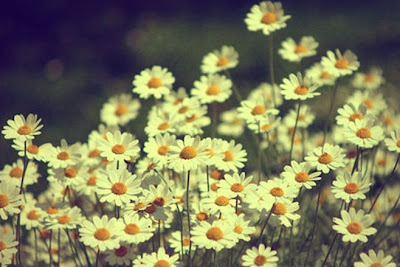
[1,1,399,266]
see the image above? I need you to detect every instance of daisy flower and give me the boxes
[20,202,46,230]
[168,231,194,254]
[305,62,337,86]
[97,130,140,162]
[241,244,278,267]
[0,182,22,220]
[164,86,188,106]
[115,213,154,244]
[144,110,180,137]
[0,159,40,187]
[133,247,180,267]
[217,140,247,172]
[100,93,141,126]
[96,168,141,206]
[143,133,177,167]
[176,104,211,136]
[201,191,236,216]
[321,49,360,77]
[331,171,371,203]
[191,220,236,251]
[305,143,346,174]
[247,114,281,134]
[2,113,43,141]
[384,130,400,153]
[269,201,300,227]
[347,90,387,116]
[244,187,275,214]
[245,1,291,36]
[79,215,120,251]
[354,250,396,267]
[332,208,377,243]
[132,65,175,99]
[335,103,367,126]
[278,36,318,62]
[44,206,84,230]
[279,72,320,101]
[230,213,256,242]
[343,118,384,148]
[247,82,283,108]
[50,163,89,187]
[259,178,299,203]
[281,161,322,190]
[201,45,239,74]
[12,139,47,161]
[217,109,245,138]
[167,135,208,172]
[237,98,279,124]
[283,104,315,129]
[200,137,225,167]
[42,139,82,169]
[191,73,232,104]
[218,172,256,199]
[352,67,384,91]
[103,243,136,266]
[0,231,18,266]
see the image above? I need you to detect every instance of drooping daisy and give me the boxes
[269,201,300,227]
[278,36,318,62]
[305,143,346,174]
[103,243,137,266]
[132,65,175,99]
[305,62,337,86]
[281,161,322,190]
[354,250,396,267]
[321,49,360,77]
[100,93,141,126]
[230,213,256,242]
[12,139,47,161]
[96,168,141,206]
[217,140,247,172]
[167,135,208,172]
[241,244,278,267]
[201,45,239,74]
[343,118,384,148]
[2,113,43,141]
[259,178,299,203]
[132,247,180,267]
[218,172,256,199]
[42,139,82,169]
[143,133,177,167]
[97,130,140,163]
[245,1,291,36]
[384,130,400,153]
[352,67,384,91]
[191,73,232,104]
[115,213,154,244]
[237,98,279,124]
[79,215,120,251]
[0,182,22,220]
[0,231,18,266]
[217,109,245,138]
[336,103,367,126]
[279,72,320,101]
[191,219,236,251]
[0,159,40,187]
[331,171,371,203]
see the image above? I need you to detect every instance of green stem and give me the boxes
[186,171,192,267]
[268,33,276,108]
[289,101,301,163]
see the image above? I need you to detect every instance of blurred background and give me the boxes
[1,0,400,166]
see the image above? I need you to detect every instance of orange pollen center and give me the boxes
[196,212,209,221]
[377,159,386,166]
[396,140,400,148]
[115,104,128,116]
[64,167,77,178]
[57,151,70,160]
[217,56,230,67]
[133,202,145,211]
[186,114,197,122]
[0,194,9,208]
[383,117,393,125]
[272,203,287,215]
[254,255,267,266]
[203,148,214,157]
[88,149,101,158]
[178,106,189,114]
[111,182,127,195]
[27,144,39,154]
[112,144,126,154]
[154,260,170,267]
[349,113,363,122]
[370,263,383,267]
[230,183,244,193]
[234,225,243,234]
[335,58,349,69]
[94,228,110,241]
[210,169,222,180]
[344,182,359,194]
[206,85,220,95]
[46,207,59,215]
[174,195,184,204]
[17,125,32,135]
[87,176,97,186]
[147,163,156,172]
[261,124,272,131]
[251,105,266,115]
[356,128,371,139]
[295,44,308,53]
[9,167,23,178]
[114,245,128,257]
[215,196,230,206]
[211,182,219,192]
[182,238,190,246]
[364,74,374,82]
[124,223,140,235]
[179,146,198,159]
[58,215,71,224]
[145,203,156,214]
[157,145,170,156]
[157,122,170,130]
[223,150,234,161]
[295,172,309,183]
[318,153,333,164]
[346,222,362,234]
[153,197,166,206]
[363,100,374,109]
[270,187,284,197]
[0,241,6,251]
[27,210,41,220]
[147,77,163,88]
[206,227,224,241]
[261,12,277,24]
[320,71,331,79]
[294,85,308,95]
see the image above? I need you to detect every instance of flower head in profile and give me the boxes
[201,45,239,74]
[278,36,318,62]
[321,49,360,77]
[2,114,43,141]
[132,65,175,99]
[280,72,320,101]
[245,1,291,35]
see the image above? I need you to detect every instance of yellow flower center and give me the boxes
[88,149,101,158]
[178,106,189,114]
[203,148,214,157]
[349,113,363,122]
[147,163,156,172]
[206,227,224,241]
[153,197,166,206]
[230,183,244,193]
[254,255,267,266]
[182,238,190,246]
[114,245,128,257]
[111,182,127,195]
[363,100,374,109]
[157,145,170,156]
[272,203,287,215]
[377,159,386,167]
[157,122,170,130]
[0,194,9,208]
[124,223,140,235]
[210,169,222,180]
[396,140,400,148]
[261,124,272,131]
[270,187,284,197]
[46,207,59,215]
[174,195,184,204]
[147,77,163,88]
[223,150,234,161]
[115,104,128,116]
[215,196,230,206]
[346,222,362,234]
[179,146,198,159]
[94,228,110,241]
[364,74,374,82]
[87,176,97,186]
[206,85,221,95]
[295,172,309,183]
[154,260,170,267]
[57,151,70,161]
[186,114,197,122]
[211,182,219,192]
[383,116,393,125]
[344,182,359,194]
[295,44,307,54]
[320,71,331,79]
[370,263,383,267]
[217,56,230,67]
[335,58,349,69]
[318,152,333,164]
[234,225,243,234]
[145,203,156,214]
[27,210,41,220]
[17,125,32,135]
[196,212,209,221]
[0,241,6,251]
[356,128,371,139]
[112,144,126,154]
[251,105,266,115]
[27,144,39,154]
[58,215,71,224]
[261,12,277,24]
[294,85,308,95]
[64,167,77,178]
[9,167,23,178]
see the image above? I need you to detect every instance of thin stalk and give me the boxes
[322,83,339,146]
[304,184,322,265]
[338,242,351,267]
[211,102,217,138]
[256,205,275,246]
[268,33,277,108]
[289,101,301,163]
[65,229,84,267]
[186,171,192,266]
[95,248,100,267]
[34,228,38,267]
[58,229,61,267]
[320,233,338,267]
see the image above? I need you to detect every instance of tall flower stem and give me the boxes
[211,103,217,138]
[268,33,277,108]
[186,171,192,266]
[320,233,338,267]
[256,204,275,246]
[289,101,301,163]
[322,83,339,146]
